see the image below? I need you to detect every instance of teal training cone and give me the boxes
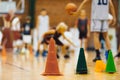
[105,50,116,73]
[76,48,88,74]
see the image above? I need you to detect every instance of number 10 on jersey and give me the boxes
[98,0,108,5]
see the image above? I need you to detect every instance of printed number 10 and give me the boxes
[98,0,108,5]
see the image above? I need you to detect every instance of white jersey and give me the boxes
[11,17,20,31]
[0,31,3,44]
[38,15,49,39]
[91,0,109,20]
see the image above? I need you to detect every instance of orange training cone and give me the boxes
[2,46,7,57]
[28,45,34,61]
[1,45,7,63]
[29,45,33,56]
[42,38,62,76]
[1,40,7,63]
[94,60,106,72]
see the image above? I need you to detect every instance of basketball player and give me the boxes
[36,8,49,41]
[10,10,22,54]
[35,9,49,55]
[21,16,32,55]
[73,0,116,62]
[2,10,21,49]
[75,9,90,50]
[36,22,75,58]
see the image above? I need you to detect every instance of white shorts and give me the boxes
[91,20,108,32]
[13,40,23,46]
[23,35,32,44]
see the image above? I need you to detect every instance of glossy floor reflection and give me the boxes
[0,51,120,80]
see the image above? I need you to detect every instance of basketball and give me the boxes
[65,3,77,15]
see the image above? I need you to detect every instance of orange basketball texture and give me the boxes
[65,3,77,15]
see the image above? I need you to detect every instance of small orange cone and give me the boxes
[42,38,62,76]
[2,46,7,57]
[1,45,7,63]
[28,45,34,58]
[94,60,106,72]
[28,45,34,62]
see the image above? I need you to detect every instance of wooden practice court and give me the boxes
[0,51,120,80]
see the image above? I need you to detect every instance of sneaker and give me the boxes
[64,54,70,59]
[93,57,101,62]
[20,48,26,55]
[115,53,120,58]
[105,51,109,60]
[35,50,40,57]
[42,50,48,57]
[57,54,60,59]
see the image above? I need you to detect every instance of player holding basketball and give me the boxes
[74,0,116,62]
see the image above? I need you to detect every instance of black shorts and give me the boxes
[41,35,63,46]
[54,38,63,46]
[41,34,52,44]
[79,32,87,39]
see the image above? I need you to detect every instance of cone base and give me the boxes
[106,71,116,73]
[107,72,115,74]
[42,73,63,76]
[95,69,104,72]
[76,70,88,74]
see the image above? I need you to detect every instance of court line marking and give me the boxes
[5,62,30,72]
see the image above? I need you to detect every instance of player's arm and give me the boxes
[77,0,89,12]
[2,15,5,22]
[36,17,40,29]
[17,0,22,10]
[48,16,50,29]
[38,30,55,45]
[73,0,89,15]
[62,33,76,47]
[109,0,116,25]
[74,19,78,28]
[87,20,90,38]
[2,14,7,27]
[43,30,55,36]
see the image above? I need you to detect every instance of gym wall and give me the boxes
[35,0,118,28]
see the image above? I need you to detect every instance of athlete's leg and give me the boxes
[35,40,41,57]
[37,40,41,51]
[102,32,111,60]
[102,32,111,50]
[80,39,82,48]
[42,43,48,57]
[83,38,87,50]
[61,45,66,55]
[93,32,101,62]
[115,45,120,57]
[94,32,101,50]
[62,45,70,59]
